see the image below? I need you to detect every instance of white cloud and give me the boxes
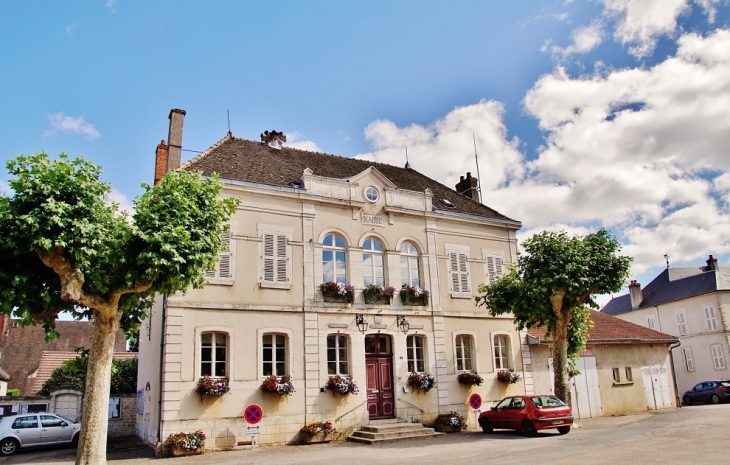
[286,132,322,152]
[360,29,730,279]
[108,189,134,217]
[44,112,101,140]
[64,24,77,35]
[695,0,721,23]
[106,0,117,13]
[548,20,605,59]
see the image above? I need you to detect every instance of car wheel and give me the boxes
[479,418,493,433]
[0,438,19,456]
[558,426,571,435]
[710,394,720,404]
[522,420,537,437]
[683,396,691,406]
[72,433,80,446]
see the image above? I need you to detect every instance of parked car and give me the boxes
[0,413,80,456]
[682,381,730,405]
[478,395,574,437]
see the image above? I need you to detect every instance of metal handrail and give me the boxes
[335,400,367,421]
[398,398,425,413]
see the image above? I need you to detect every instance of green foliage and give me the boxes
[0,152,238,337]
[6,388,20,396]
[476,229,631,357]
[37,355,138,396]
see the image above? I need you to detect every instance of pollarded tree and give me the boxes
[475,229,631,406]
[0,153,237,465]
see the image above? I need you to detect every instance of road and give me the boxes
[3,404,728,464]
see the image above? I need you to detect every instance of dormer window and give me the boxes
[439,198,454,208]
[364,186,380,203]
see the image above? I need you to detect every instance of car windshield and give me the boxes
[530,396,567,408]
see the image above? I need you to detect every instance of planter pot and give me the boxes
[365,294,390,305]
[322,290,349,303]
[402,295,427,306]
[170,446,204,457]
[300,433,334,444]
[435,424,462,433]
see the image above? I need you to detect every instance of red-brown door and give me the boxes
[365,335,395,419]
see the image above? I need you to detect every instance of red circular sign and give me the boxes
[469,393,482,410]
[244,404,263,424]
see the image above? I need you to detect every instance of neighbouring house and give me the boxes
[603,255,730,396]
[526,310,679,419]
[137,109,529,449]
[0,367,9,396]
[0,315,127,395]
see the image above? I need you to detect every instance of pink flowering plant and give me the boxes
[400,285,430,305]
[165,430,206,450]
[195,375,230,396]
[320,282,355,304]
[300,421,335,436]
[496,369,522,384]
[407,372,437,393]
[260,374,296,396]
[457,371,484,386]
[324,375,359,396]
[363,284,396,303]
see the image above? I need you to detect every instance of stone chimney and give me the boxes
[706,254,719,271]
[455,172,479,200]
[629,280,642,310]
[153,140,168,185]
[166,109,186,173]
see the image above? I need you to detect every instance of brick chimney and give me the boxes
[153,140,168,185]
[455,172,479,200]
[706,254,719,271]
[629,280,642,310]
[166,108,186,173]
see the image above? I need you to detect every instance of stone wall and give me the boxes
[107,394,137,438]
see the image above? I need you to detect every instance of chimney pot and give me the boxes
[706,254,719,271]
[628,280,642,310]
[166,109,186,173]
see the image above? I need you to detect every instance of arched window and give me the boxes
[362,238,384,287]
[494,335,511,370]
[399,241,420,287]
[201,332,227,377]
[327,334,350,375]
[322,233,347,283]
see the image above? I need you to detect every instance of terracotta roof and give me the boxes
[0,367,10,382]
[180,136,519,224]
[30,351,136,394]
[603,267,718,315]
[527,310,678,344]
[0,319,126,395]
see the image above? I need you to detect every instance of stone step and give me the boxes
[353,427,436,440]
[359,423,429,433]
[347,423,443,445]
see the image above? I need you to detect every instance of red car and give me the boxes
[478,395,573,437]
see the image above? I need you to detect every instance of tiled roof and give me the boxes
[0,367,10,382]
[180,136,519,224]
[0,320,127,395]
[527,310,678,344]
[30,351,136,394]
[603,268,718,316]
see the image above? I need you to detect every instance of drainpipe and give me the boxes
[157,295,166,446]
[668,340,682,408]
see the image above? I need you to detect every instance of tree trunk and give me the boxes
[552,322,572,407]
[75,312,119,465]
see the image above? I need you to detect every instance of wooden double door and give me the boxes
[365,335,395,419]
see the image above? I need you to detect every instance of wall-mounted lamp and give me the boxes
[355,314,368,334]
[396,315,410,334]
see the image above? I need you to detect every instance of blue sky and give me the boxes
[2,0,730,301]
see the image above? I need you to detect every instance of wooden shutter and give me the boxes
[712,345,726,369]
[486,255,504,285]
[449,252,461,292]
[205,231,232,280]
[704,306,718,331]
[675,312,687,336]
[263,233,275,282]
[458,252,470,293]
[276,234,288,282]
[683,348,694,372]
[647,317,656,329]
[262,232,289,284]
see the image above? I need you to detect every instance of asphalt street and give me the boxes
[3,403,728,464]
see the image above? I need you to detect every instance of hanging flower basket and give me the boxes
[457,371,484,386]
[165,431,206,456]
[300,421,336,444]
[496,369,522,384]
[434,411,466,433]
[195,376,230,398]
[407,372,437,393]
[400,286,429,306]
[320,282,355,304]
[260,375,296,396]
[363,284,395,304]
[323,375,359,396]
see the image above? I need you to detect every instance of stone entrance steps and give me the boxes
[347,422,442,444]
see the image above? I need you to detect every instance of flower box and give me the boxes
[320,282,354,304]
[165,431,206,456]
[400,286,429,306]
[300,421,335,444]
[434,411,465,433]
[363,285,395,304]
[434,423,463,433]
[323,375,359,396]
[407,372,436,393]
[170,445,204,456]
[195,375,230,398]
[457,371,484,386]
[260,375,296,396]
[496,369,522,384]
[300,432,334,444]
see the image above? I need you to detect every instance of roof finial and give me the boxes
[405,146,410,169]
[664,253,670,269]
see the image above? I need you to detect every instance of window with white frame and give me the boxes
[455,334,474,371]
[261,230,291,288]
[493,335,511,370]
[322,233,347,283]
[407,335,426,373]
[675,310,688,336]
[205,230,233,283]
[200,332,227,377]
[704,305,718,331]
[447,245,471,297]
[399,241,421,287]
[682,347,695,372]
[484,252,504,285]
[262,333,287,376]
[327,334,349,375]
[711,344,726,370]
[647,316,656,330]
[363,238,385,287]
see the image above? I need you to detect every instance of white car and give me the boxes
[0,413,81,455]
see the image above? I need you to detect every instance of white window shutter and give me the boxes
[449,252,461,292]
[263,233,275,282]
[684,348,694,372]
[676,312,687,336]
[705,306,717,331]
[458,252,470,293]
[276,234,288,283]
[218,232,232,279]
[486,255,504,285]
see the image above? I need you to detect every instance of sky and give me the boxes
[2,0,730,303]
